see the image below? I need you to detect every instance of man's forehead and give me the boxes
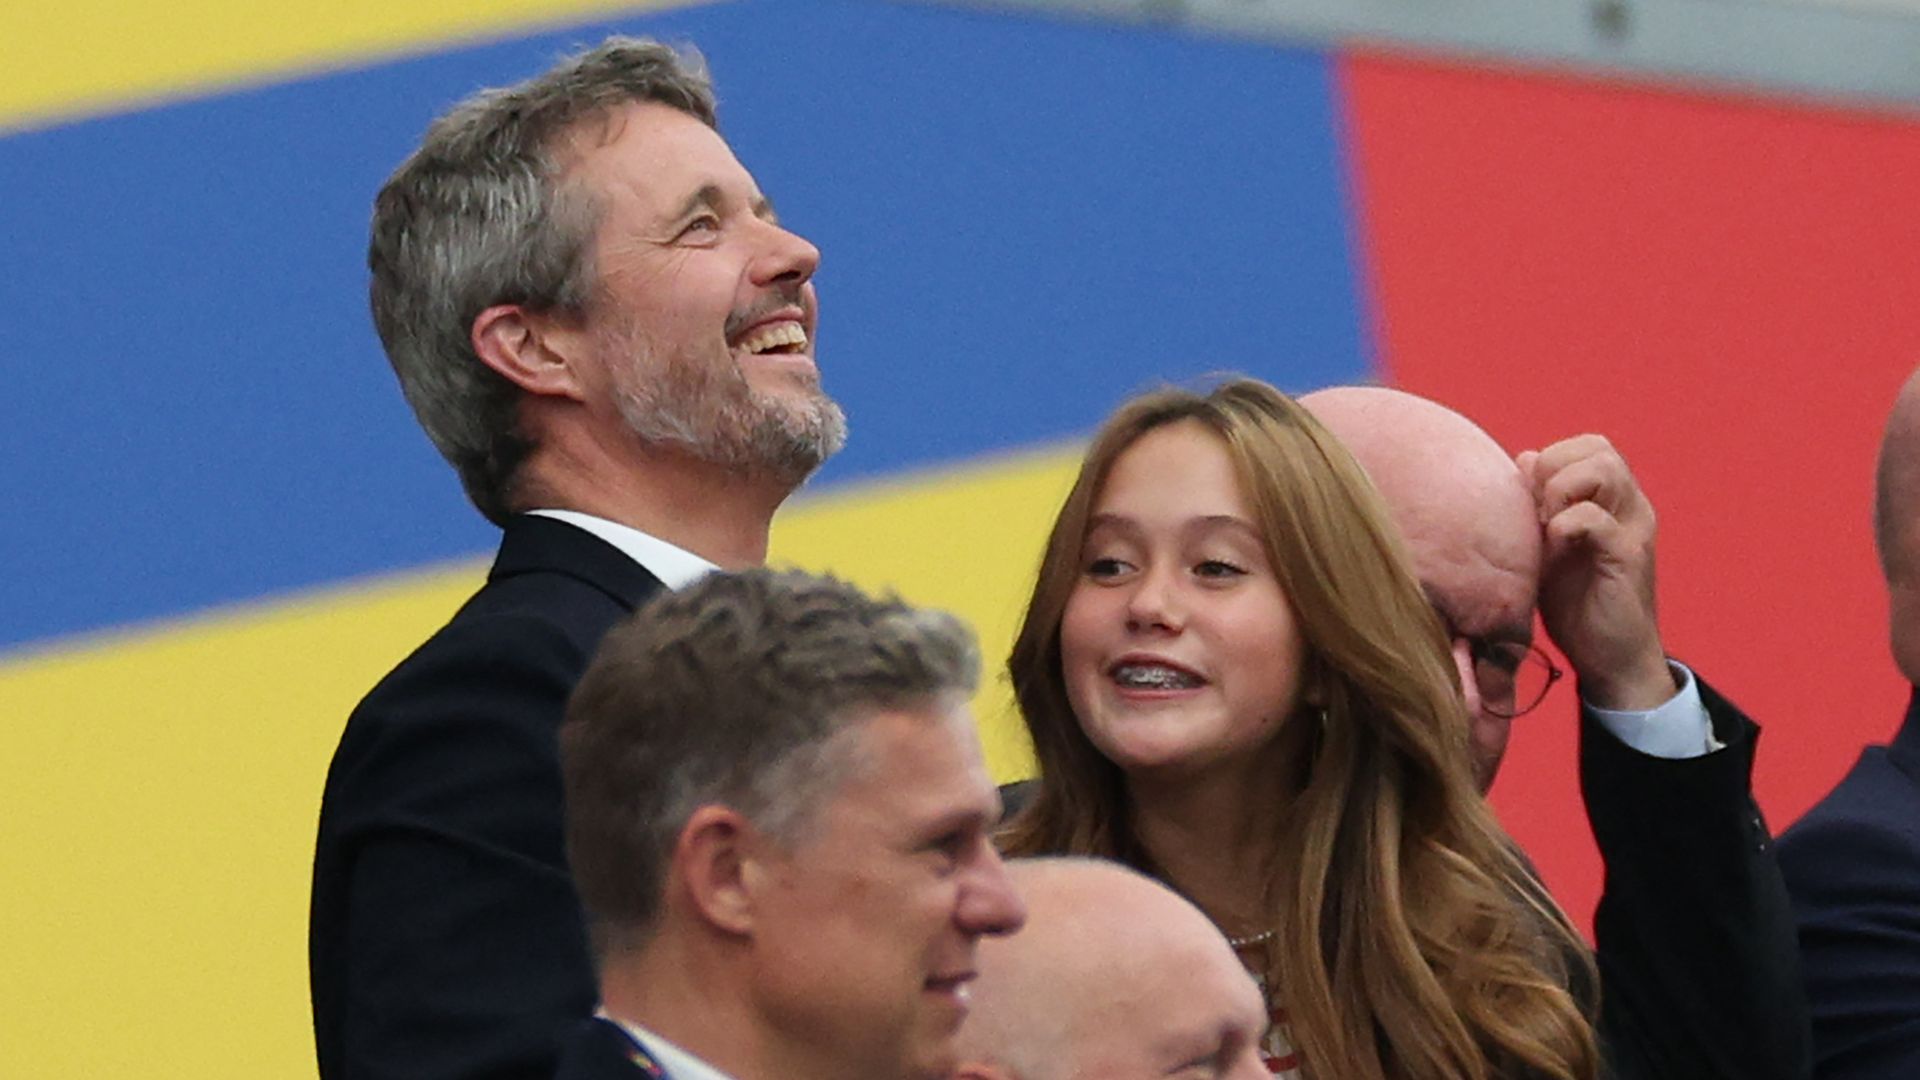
[1128,936,1266,1067]
[1402,484,1539,633]
[831,706,995,812]
[1422,565,1536,642]
[1302,385,1542,623]
[566,101,754,210]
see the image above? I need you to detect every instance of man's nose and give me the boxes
[749,219,820,287]
[1227,1047,1270,1080]
[958,844,1027,938]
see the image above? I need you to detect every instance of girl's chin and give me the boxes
[1094,737,1280,791]
[1099,742,1218,779]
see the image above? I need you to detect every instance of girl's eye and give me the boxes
[1087,556,1130,578]
[1194,559,1246,578]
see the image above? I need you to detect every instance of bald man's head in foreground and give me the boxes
[953,858,1267,1080]
[1878,368,1920,683]
[1302,386,1544,789]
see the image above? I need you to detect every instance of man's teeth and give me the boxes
[1112,664,1202,690]
[738,321,808,355]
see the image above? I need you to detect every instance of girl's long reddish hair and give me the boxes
[1000,379,1598,1080]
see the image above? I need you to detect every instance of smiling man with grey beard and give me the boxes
[310,37,844,1080]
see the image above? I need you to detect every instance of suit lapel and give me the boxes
[489,514,665,612]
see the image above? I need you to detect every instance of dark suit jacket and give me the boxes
[1777,686,1920,1079]
[310,515,666,1080]
[1583,673,1811,1080]
[552,1018,671,1080]
[995,671,1810,1080]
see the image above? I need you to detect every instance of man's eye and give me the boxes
[1473,657,1519,702]
[1474,640,1525,676]
[1170,1048,1229,1078]
[1476,666,1517,692]
[675,215,720,240]
[925,831,974,872]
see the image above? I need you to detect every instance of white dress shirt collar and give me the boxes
[524,509,717,591]
[597,1012,738,1080]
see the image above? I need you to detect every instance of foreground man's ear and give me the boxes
[673,805,758,936]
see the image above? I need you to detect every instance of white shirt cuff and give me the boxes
[1583,660,1721,759]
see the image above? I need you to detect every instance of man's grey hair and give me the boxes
[560,568,980,955]
[369,36,717,524]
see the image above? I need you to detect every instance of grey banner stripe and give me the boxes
[905,0,1920,111]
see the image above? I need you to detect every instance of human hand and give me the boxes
[1516,435,1677,711]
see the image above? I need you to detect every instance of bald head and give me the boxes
[1301,386,1541,621]
[1301,386,1542,789]
[954,858,1266,1080]
[1878,368,1920,682]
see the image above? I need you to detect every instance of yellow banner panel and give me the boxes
[0,441,1080,1078]
[0,0,698,132]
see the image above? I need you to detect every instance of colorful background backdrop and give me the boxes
[6,0,1919,1074]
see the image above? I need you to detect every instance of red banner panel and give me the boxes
[1341,46,1920,923]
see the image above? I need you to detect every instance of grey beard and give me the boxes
[617,367,847,488]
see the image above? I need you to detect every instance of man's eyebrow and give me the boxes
[1419,583,1531,645]
[1486,620,1533,646]
[914,804,993,842]
[1420,582,1459,631]
[664,183,724,225]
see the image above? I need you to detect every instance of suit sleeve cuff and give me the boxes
[1583,660,1722,759]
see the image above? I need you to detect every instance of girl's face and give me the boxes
[1059,420,1309,780]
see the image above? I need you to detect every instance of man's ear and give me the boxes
[673,805,763,936]
[470,303,590,400]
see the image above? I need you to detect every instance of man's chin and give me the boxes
[765,395,848,466]
[719,409,842,487]
[904,1040,963,1080]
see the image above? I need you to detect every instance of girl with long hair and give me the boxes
[1000,379,1598,1080]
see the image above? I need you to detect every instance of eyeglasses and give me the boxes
[1462,637,1564,719]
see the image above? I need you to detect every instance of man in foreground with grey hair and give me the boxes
[310,37,843,1080]
[1303,386,1808,1080]
[555,569,1026,1080]
[952,858,1267,1080]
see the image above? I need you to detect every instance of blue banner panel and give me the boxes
[1,0,1367,649]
